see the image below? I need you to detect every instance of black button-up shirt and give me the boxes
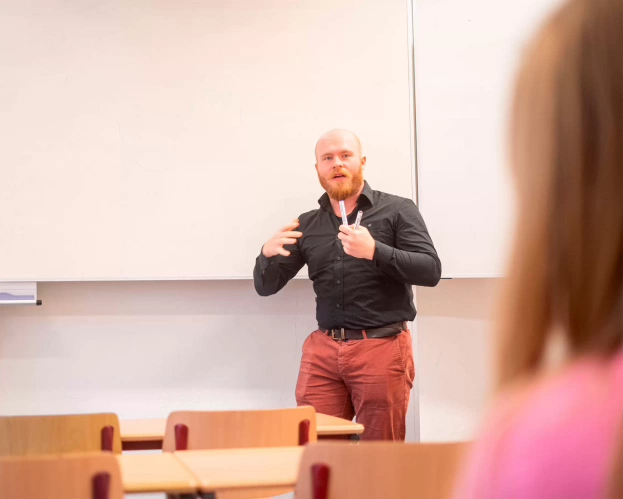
[253,181,441,329]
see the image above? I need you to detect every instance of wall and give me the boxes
[0,279,423,438]
[0,278,498,499]
[0,278,496,443]
[0,280,314,417]
[416,278,498,441]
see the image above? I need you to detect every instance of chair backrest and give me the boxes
[0,413,122,456]
[295,441,470,499]
[0,452,124,499]
[163,406,317,451]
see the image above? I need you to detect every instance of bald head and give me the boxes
[314,129,362,161]
[314,129,366,201]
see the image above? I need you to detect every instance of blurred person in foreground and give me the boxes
[455,0,623,497]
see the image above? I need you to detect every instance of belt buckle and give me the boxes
[331,328,346,340]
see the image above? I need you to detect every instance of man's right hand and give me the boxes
[262,220,303,258]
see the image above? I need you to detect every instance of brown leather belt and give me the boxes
[319,321,407,341]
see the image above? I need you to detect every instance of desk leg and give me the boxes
[122,439,163,451]
[318,434,361,442]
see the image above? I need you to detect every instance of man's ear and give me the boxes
[361,156,367,169]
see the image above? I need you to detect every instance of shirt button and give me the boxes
[336,304,341,308]
[337,280,341,284]
[337,256,341,261]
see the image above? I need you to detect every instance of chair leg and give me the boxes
[101,425,114,451]
[92,472,110,499]
[312,463,330,499]
[175,423,189,451]
[299,419,311,445]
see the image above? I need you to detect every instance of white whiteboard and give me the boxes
[413,0,563,277]
[0,0,414,281]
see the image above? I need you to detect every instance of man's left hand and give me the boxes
[338,225,376,260]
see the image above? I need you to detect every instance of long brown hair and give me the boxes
[497,0,623,388]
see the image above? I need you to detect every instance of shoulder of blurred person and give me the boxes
[455,351,623,499]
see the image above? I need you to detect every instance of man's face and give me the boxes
[315,133,366,201]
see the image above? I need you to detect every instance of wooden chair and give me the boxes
[0,452,123,499]
[163,406,317,451]
[295,441,470,499]
[0,413,122,456]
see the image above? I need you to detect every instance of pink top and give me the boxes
[456,352,623,499]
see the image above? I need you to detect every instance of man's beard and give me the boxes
[318,167,364,201]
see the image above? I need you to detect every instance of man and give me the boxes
[253,129,441,440]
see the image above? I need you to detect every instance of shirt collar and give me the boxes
[318,180,375,211]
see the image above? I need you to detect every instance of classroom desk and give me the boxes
[120,413,364,451]
[174,446,304,499]
[117,447,304,496]
[117,453,199,494]
[315,413,365,437]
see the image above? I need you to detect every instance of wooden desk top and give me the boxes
[117,453,198,494]
[120,418,165,442]
[120,412,364,442]
[174,446,304,493]
[315,413,365,435]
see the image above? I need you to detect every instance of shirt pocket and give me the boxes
[365,219,394,246]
